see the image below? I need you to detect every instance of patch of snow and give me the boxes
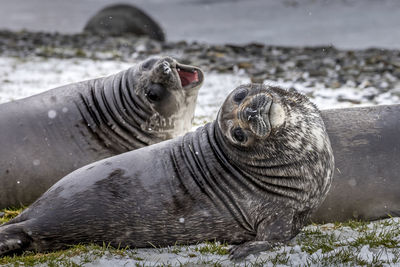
[47,109,57,119]
[193,71,251,125]
[0,57,133,103]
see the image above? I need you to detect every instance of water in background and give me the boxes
[0,0,399,49]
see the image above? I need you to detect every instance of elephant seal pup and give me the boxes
[84,4,165,41]
[0,84,334,259]
[0,56,203,209]
[311,104,400,223]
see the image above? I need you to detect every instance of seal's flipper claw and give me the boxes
[228,241,273,260]
[0,224,31,257]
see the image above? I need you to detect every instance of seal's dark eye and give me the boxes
[232,127,247,143]
[233,88,248,103]
[146,83,165,102]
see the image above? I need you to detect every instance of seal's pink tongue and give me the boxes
[178,69,199,87]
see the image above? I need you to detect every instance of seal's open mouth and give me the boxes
[175,63,203,89]
[178,68,198,87]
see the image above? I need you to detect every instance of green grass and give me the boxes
[193,241,229,255]
[74,49,87,58]
[269,252,290,265]
[296,218,400,266]
[0,243,141,267]
[298,228,338,254]
[0,244,103,266]
[1,217,400,266]
[0,207,24,224]
[332,219,370,231]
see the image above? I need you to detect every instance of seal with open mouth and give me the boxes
[0,84,333,259]
[0,56,204,209]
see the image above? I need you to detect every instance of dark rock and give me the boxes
[237,61,253,69]
[250,76,265,84]
[83,4,165,42]
[337,96,362,104]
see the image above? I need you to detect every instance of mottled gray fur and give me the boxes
[0,84,333,259]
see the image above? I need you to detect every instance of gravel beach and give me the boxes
[1,30,399,108]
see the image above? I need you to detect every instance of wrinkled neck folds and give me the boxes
[77,67,164,153]
[214,126,317,204]
[170,122,325,231]
[170,122,256,233]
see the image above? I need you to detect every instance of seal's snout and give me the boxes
[147,57,204,92]
[146,57,203,92]
[162,61,172,75]
[152,59,173,76]
[239,93,272,138]
[244,107,258,121]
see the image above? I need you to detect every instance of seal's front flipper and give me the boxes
[229,240,274,260]
[0,223,32,257]
[229,211,299,260]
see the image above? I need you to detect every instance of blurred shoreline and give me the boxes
[0,0,399,49]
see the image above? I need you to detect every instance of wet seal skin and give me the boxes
[0,56,203,209]
[311,104,400,223]
[0,84,334,259]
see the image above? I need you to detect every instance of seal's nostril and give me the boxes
[245,107,258,121]
[161,61,171,75]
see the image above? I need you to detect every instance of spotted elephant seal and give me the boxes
[0,56,203,209]
[84,4,165,41]
[311,104,400,223]
[0,84,334,259]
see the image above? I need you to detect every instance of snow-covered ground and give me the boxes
[1,56,400,266]
[30,218,400,266]
[1,56,399,124]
